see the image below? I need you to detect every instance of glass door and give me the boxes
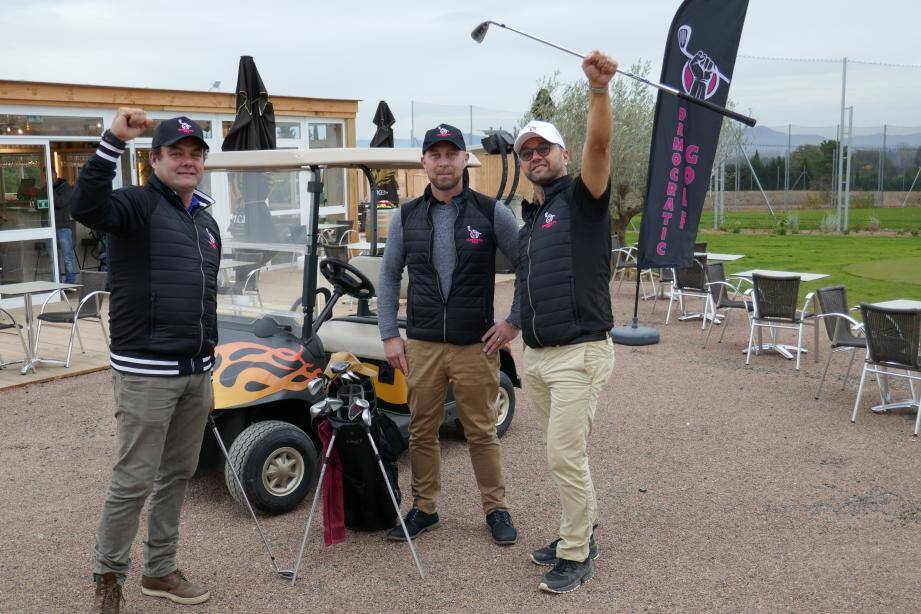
[0,140,57,290]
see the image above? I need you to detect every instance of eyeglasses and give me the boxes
[518,142,555,162]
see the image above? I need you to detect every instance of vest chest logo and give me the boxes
[541,211,558,229]
[465,225,484,245]
[205,228,217,249]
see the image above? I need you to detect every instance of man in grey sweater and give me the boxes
[377,124,521,545]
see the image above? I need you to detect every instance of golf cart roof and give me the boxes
[205,147,482,171]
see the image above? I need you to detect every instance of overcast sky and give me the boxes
[4,0,920,139]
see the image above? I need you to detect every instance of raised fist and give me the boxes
[582,50,618,89]
[110,107,153,142]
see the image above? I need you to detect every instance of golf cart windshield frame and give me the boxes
[205,147,482,342]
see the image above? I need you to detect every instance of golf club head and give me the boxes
[340,371,359,382]
[277,570,295,582]
[471,20,492,43]
[348,398,370,422]
[361,407,372,428]
[309,400,328,420]
[330,360,351,375]
[307,376,326,396]
[327,398,344,419]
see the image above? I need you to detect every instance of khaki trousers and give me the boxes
[405,339,507,515]
[93,371,212,578]
[524,338,615,562]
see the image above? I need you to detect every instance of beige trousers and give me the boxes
[405,339,507,515]
[524,338,615,561]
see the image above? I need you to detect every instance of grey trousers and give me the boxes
[93,371,211,578]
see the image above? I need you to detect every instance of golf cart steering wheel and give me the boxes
[320,258,375,300]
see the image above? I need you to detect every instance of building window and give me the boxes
[141,119,212,139]
[0,114,103,137]
[0,145,50,231]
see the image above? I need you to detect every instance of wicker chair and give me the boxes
[745,273,812,370]
[814,286,866,399]
[851,304,921,434]
[33,270,110,367]
[702,262,753,348]
[665,255,710,327]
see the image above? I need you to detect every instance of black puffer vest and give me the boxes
[401,187,497,345]
[519,175,613,348]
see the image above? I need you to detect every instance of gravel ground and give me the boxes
[2,280,921,613]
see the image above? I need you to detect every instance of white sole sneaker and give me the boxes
[141,586,210,605]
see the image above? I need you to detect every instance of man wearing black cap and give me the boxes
[377,124,522,546]
[72,108,219,611]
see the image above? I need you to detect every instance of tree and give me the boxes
[521,61,655,245]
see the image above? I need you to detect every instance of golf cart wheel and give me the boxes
[455,372,516,439]
[225,420,318,515]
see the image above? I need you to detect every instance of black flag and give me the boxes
[637,0,748,268]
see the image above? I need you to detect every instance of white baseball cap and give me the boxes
[514,120,566,154]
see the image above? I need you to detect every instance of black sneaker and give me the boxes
[386,508,439,541]
[538,557,594,594]
[530,525,598,566]
[486,509,518,545]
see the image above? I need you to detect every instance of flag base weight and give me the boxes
[611,318,660,346]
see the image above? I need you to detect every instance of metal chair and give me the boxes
[611,243,656,300]
[702,262,752,348]
[33,270,110,367]
[0,288,29,369]
[745,274,811,371]
[665,255,710,327]
[851,304,921,434]
[813,286,866,399]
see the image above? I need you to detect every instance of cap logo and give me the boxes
[466,225,484,245]
[541,211,557,229]
[178,119,194,134]
[437,125,451,136]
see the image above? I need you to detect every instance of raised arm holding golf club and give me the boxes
[514,51,618,594]
[72,108,219,612]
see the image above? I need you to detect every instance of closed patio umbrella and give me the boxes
[223,56,278,244]
[367,101,398,252]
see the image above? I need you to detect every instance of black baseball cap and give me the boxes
[152,116,209,150]
[422,123,466,153]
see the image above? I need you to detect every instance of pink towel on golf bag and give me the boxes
[317,419,345,546]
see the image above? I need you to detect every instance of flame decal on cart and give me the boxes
[212,342,322,408]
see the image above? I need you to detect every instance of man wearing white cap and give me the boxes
[514,50,618,594]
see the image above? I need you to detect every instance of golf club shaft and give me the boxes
[490,22,756,127]
[208,415,281,574]
[290,432,336,585]
[364,429,425,579]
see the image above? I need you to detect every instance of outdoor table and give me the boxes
[732,269,829,361]
[695,252,745,262]
[0,281,80,374]
[867,298,921,414]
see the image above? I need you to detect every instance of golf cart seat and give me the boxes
[317,320,405,361]
[316,255,407,362]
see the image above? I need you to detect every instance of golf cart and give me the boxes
[197,147,521,515]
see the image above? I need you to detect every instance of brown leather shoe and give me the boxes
[140,569,210,605]
[93,573,124,614]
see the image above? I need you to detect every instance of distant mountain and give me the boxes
[741,126,921,154]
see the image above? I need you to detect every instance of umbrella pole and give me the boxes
[302,165,324,341]
[360,166,379,255]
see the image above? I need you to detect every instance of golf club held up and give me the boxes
[471,20,756,127]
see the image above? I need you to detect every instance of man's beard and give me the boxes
[431,173,461,191]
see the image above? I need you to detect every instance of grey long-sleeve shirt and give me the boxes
[377,194,521,340]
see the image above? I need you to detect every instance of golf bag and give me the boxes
[335,414,403,531]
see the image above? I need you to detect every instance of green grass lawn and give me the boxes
[624,231,921,307]
[698,206,921,232]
